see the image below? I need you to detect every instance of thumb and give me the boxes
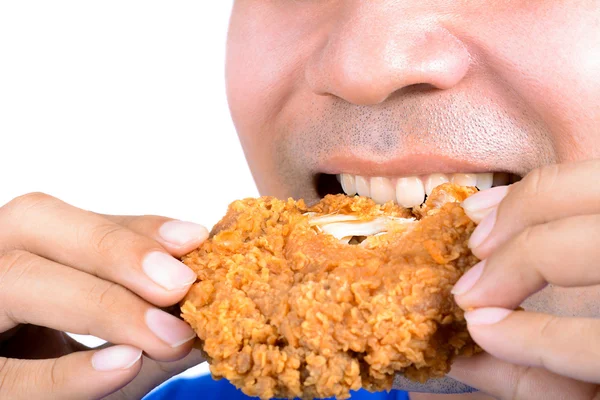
[0,345,142,400]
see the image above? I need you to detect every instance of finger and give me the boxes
[104,347,206,400]
[0,345,142,400]
[0,192,205,307]
[453,214,600,309]
[448,352,597,400]
[0,250,196,361]
[101,214,209,258]
[463,308,600,384]
[461,159,600,259]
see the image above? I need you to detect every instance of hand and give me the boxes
[447,159,600,399]
[0,192,208,399]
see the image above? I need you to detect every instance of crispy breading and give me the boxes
[180,183,481,400]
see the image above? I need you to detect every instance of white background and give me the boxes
[0,1,257,227]
[0,0,256,377]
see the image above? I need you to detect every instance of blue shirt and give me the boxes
[144,374,410,400]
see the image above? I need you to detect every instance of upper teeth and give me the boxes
[338,172,499,208]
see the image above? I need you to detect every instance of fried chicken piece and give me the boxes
[180,183,481,400]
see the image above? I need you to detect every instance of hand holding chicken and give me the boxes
[449,159,600,399]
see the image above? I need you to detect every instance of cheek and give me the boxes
[224,2,331,195]
[475,3,600,159]
[225,3,319,152]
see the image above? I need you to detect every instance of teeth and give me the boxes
[355,176,371,197]
[336,172,507,207]
[451,173,478,187]
[396,177,426,208]
[370,177,396,204]
[476,173,494,190]
[340,174,357,196]
[424,173,449,195]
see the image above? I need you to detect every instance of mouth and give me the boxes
[309,151,527,208]
[315,171,522,208]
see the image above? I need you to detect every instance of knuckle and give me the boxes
[0,249,29,274]
[0,250,37,320]
[87,223,131,256]
[48,359,63,394]
[514,223,565,287]
[538,314,560,344]
[86,223,153,262]
[30,360,54,395]
[521,164,561,197]
[515,224,539,251]
[512,226,537,264]
[0,250,38,289]
[0,357,9,393]
[85,280,129,316]
[511,226,547,284]
[537,315,561,370]
[514,222,550,259]
[0,358,28,395]
[1,192,57,218]
[511,365,534,400]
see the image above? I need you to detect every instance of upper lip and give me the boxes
[317,152,519,177]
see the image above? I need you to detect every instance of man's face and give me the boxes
[226,1,600,206]
[224,2,600,394]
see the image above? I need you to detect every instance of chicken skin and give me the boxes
[180,183,481,399]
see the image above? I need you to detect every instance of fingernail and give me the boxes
[146,308,197,348]
[452,260,486,295]
[461,186,509,224]
[142,251,197,291]
[159,220,209,247]
[92,345,142,371]
[464,307,512,326]
[468,208,497,250]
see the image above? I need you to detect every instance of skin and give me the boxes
[0,195,208,399]
[227,0,600,204]
[2,1,599,399]
[225,0,600,398]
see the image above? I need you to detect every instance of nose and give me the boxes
[305,4,471,105]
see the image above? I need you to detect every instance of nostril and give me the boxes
[314,173,344,198]
[305,16,471,106]
[400,82,439,95]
